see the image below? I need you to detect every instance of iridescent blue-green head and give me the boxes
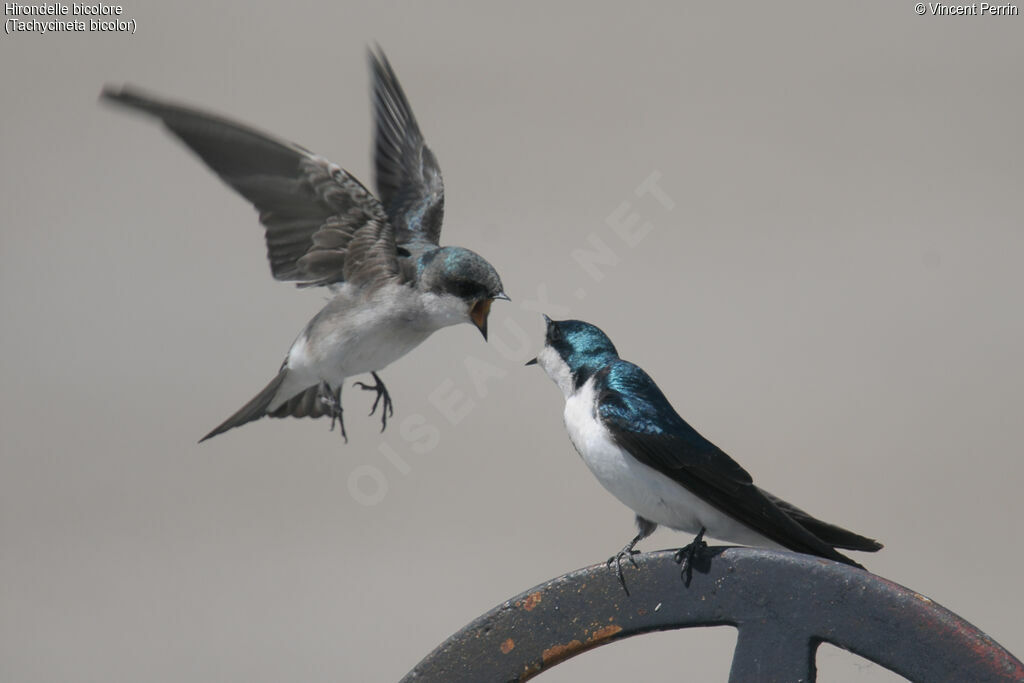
[526,316,620,396]
[417,246,508,339]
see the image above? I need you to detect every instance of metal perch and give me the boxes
[402,547,1023,682]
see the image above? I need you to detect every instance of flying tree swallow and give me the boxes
[527,317,881,592]
[102,49,508,442]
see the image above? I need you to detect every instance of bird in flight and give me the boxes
[103,49,507,442]
[528,317,881,592]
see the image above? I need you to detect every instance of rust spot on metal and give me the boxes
[589,624,622,644]
[944,614,1024,677]
[541,639,583,666]
[500,638,515,654]
[539,624,624,669]
[523,592,542,611]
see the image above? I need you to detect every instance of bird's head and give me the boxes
[418,247,508,340]
[526,316,619,396]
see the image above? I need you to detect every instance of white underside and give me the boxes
[559,372,785,549]
[269,283,469,410]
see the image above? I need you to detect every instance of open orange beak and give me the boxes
[470,299,493,340]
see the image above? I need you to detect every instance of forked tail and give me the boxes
[199,369,288,442]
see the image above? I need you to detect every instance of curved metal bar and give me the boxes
[401,547,1023,682]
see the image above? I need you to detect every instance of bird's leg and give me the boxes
[607,532,645,596]
[319,382,347,443]
[606,516,657,596]
[673,527,708,587]
[353,371,394,432]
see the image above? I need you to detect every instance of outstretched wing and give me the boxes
[595,361,864,566]
[101,85,398,288]
[370,48,445,247]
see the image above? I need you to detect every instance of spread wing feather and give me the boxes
[101,85,398,288]
[370,48,445,246]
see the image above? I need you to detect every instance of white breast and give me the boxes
[282,283,464,391]
[563,377,784,549]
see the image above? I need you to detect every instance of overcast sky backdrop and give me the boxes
[2,2,1022,681]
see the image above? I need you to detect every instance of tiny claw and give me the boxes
[606,552,632,596]
[354,372,394,432]
[606,547,642,596]
[673,527,708,587]
[319,382,347,443]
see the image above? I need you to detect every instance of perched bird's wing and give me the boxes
[101,85,398,288]
[369,48,445,247]
[759,490,883,552]
[595,361,870,566]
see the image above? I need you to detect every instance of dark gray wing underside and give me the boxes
[101,85,398,287]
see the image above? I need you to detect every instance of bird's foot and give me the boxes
[673,527,708,587]
[606,547,642,596]
[606,532,647,596]
[353,371,394,432]
[319,382,347,443]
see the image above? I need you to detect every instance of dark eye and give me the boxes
[448,280,482,300]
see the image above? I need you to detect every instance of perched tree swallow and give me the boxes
[102,49,507,442]
[528,317,881,592]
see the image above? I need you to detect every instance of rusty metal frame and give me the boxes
[401,547,1023,682]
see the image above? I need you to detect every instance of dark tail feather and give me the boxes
[199,370,289,443]
[762,489,883,553]
[796,516,883,553]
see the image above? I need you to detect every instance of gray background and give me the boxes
[2,2,1022,681]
